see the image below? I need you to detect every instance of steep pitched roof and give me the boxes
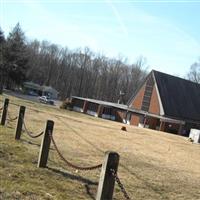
[153,70,200,122]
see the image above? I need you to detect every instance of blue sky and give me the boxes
[1,0,200,76]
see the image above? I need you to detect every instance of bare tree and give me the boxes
[25,38,148,103]
[187,60,200,83]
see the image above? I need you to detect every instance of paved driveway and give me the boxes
[3,90,62,108]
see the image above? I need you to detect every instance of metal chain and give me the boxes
[7,112,18,122]
[49,131,102,171]
[22,117,44,138]
[111,169,131,200]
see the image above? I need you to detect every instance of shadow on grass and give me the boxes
[20,138,55,150]
[47,166,98,199]
[21,138,41,147]
[47,166,98,185]
[85,184,96,200]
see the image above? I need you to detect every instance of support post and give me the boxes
[143,116,147,128]
[15,106,26,140]
[0,98,9,126]
[159,120,165,132]
[96,151,119,200]
[178,123,184,135]
[97,105,103,117]
[83,100,88,113]
[37,120,54,168]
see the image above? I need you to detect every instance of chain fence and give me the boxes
[49,131,102,171]
[1,99,131,199]
[22,117,44,138]
[7,111,18,122]
[49,127,131,199]
[111,169,131,200]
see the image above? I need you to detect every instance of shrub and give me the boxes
[60,98,73,110]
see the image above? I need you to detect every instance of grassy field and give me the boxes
[0,94,200,200]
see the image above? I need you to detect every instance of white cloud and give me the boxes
[105,0,128,36]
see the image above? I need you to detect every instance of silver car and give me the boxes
[38,96,54,105]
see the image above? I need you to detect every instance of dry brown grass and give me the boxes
[0,94,200,200]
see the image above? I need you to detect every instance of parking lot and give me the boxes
[3,90,62,108]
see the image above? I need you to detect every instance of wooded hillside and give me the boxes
[0,23,148,103]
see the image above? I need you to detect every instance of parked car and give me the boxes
[38,96,54,105]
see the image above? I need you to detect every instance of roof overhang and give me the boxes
[71,96,191,125]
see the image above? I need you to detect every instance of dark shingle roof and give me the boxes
[153,70,200,122]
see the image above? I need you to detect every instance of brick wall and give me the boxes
[130,114,140,126]
[146,117,160,129]
[130,84,160,115]
[149,85,160,114]
[130,84,146,109]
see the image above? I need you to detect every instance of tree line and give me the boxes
[0,23,148,103]
[0,23,199,103]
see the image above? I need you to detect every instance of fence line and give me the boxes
[0,98,9,125]
[22,117,44,138]
[111,169,131,200]
[1,98,131,200]
[7,111,18,122]
[49,131,102,171]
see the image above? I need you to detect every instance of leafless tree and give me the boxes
[25,40,148,103]
[187,60,200,83]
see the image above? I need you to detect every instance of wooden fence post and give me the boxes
[96,151,119,200]
[37,120,54,168]
[0,98,9,126]
[15,106,26,140]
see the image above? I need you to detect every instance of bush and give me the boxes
[60,98,73,110]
